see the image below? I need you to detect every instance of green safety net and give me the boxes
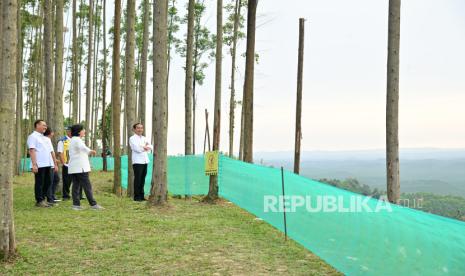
[20,155,465,275]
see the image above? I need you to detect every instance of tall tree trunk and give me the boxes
[205,0,223,202]
[184,0,195,155]
[228,0,240,158]
[149,0,169,206]
[386,0,401,204]
[0,0,17,260]
[112,0,122,195]
[242,0,257,163]
[44,0,54,128]
[85,0,94,145]
[72,0,78,123]
[294,18,305,175]
[15,1,22,175]
[102,0,108,171]
[54,0,64,145]
[92,0,101,151]
[238,98,244,160]
[125,0,136,198]
[138,0,150,126]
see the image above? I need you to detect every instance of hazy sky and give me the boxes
[67,0,465,155]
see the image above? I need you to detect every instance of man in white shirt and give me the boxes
[129,123,153,201]
[27,120,56,207]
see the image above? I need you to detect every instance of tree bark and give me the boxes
[386,0,401,204]
[102,0,108,171]
[294,18,305,175]
[205,0,222,202]
[149,0,169,206]
[72,0,79,123]
[228,0,240,158]
[44,0,54,128]
[85,0,94,145]
[15,1,22,175]
[138,0,150,126]
[112,0,122,195]
[125,0,137,198]
[92,0,101,151]
[0,0,17,260]
[54,0,64,146]
[242,0,257,163]
[184,0,195,156]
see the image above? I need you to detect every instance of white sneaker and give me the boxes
[90,204,105,210]
[72,205,83,211]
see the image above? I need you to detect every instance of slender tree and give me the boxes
[0,0,18,259]
[294,18,305,174]
[138,0,150,126]
[112,0,122,194]
[85,0,94,144]
[204,0,223,202]
[227,0,242,158]
[15,0,22,175]
[242,0,257,163]
[184,0,195,155]
[149,0,169,205]
[386,0,401,204]
[72,0,78,123]
[44,0,54,128]
[125,0,137,197]
[101,0,108,171]
[54,0,65,146]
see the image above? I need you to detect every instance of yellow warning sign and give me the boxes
[205,151,219,176]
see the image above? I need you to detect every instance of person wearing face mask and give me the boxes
[129,123,153,201]
[67,124,104,210]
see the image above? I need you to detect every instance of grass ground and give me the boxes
[1,171,340,275]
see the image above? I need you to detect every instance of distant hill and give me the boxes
[255,148,465,197]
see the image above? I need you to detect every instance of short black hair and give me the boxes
[133,123,143,130]
[34,119,45,128]
[70,124,84,137]
[43,128,53,136]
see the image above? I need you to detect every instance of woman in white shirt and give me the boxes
[68,124,104,210]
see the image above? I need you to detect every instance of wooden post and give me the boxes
[203,109,211,154]
[386,0,401,204]
[294,18,305,174]
[281,167,288,241]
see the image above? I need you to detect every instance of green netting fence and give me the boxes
[20,155,465,275]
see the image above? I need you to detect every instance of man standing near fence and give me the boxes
[129,123,153,201]
[27,120,55,207]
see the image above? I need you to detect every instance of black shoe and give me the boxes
[35,201,51,208]
[63,197,71,201]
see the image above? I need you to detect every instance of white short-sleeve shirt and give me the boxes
[27,131,54,168]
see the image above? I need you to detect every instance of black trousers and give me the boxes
[62,166,72,199]
[34,167,52,203]
[71,173,97,206]
[133,164,147,201]
[47,171,60,201]
[62,166,82,199]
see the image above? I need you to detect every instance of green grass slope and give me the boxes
[1,172,340,275]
